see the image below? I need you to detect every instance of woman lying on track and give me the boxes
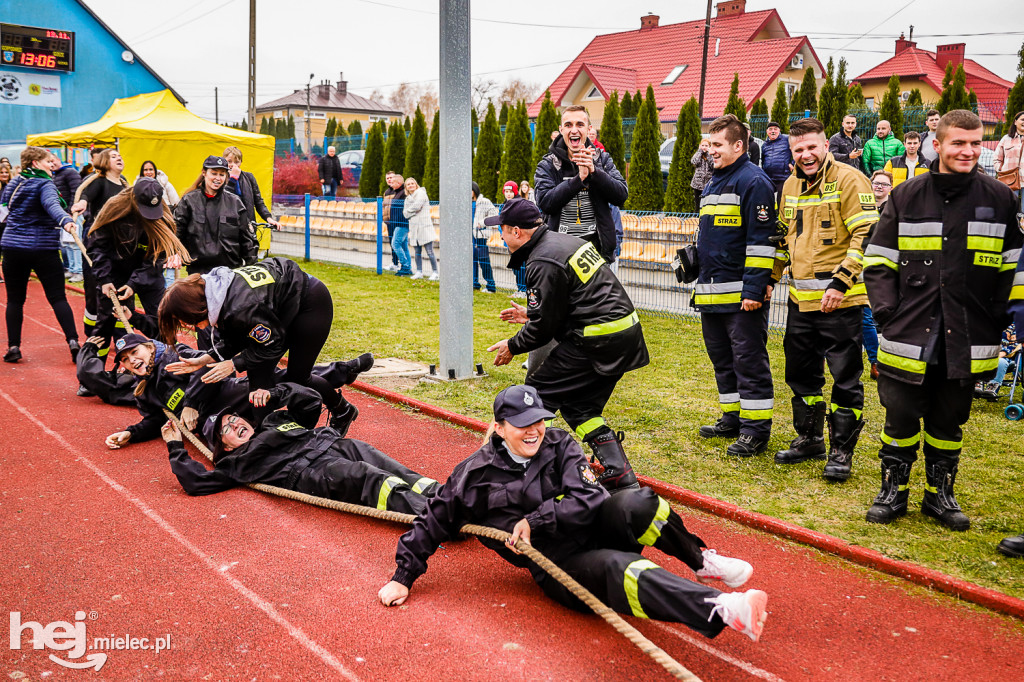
[379,385,770,642]
[162,382,436,515]
[157,256,358,430]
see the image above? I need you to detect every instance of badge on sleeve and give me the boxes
[526,288,540,308]
[249,324,272,344]
[579,464,599,487]
[756,205,769,222]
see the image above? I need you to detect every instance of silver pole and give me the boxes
[438,0,473,379]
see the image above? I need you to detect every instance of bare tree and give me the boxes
[417,86,439,121]
[387,82,420,117]
[498,78,541,107]
[472,77,498,117]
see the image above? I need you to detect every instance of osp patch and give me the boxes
[756,205,770,222]
[527,288,540,308]
[249,324,272,344]
[579,464,599,487]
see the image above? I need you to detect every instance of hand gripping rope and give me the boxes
[106,289,136,335]
[161,408,701,681]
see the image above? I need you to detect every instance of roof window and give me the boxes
[662,65,688,85]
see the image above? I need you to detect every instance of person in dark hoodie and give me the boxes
[533,105,627,263]
[163,382,435,516]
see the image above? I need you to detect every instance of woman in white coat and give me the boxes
[403,177,437,281]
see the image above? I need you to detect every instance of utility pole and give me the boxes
[214,86,219,124]
[698,0,712,119]
[247,0,256,130]
[305,73,314,155]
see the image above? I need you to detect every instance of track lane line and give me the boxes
[649,622,787,681]
[0,386,361,682]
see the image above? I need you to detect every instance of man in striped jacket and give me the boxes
[773,118,878,482]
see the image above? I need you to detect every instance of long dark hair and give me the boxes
[1011,111,1024,139]
[88,188,192,266]
[158,275,209,343]
[139,159,158,177]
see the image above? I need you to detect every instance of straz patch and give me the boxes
[166,388,185,411]
[276,421,303,432]
[974,252,1002,268]
[568,242,604,284]
[714,215,741,226]
[526,288,540,308]
[756,205,770,222]
[233,265,275,288]
[248,324,272,344]
[783,206,795,220]
[579,464,600,487]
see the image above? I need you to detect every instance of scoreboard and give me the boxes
[1,23,75,73]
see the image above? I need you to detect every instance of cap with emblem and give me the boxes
[493,384,555,427]
[483,197,545,229]
[202,155,230,171]
[133,177,166,220]
[113,333,151,363]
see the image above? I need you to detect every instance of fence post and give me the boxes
[376,196,384,274]
[304,193,311,262]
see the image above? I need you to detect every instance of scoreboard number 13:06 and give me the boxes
[1,23,75,73]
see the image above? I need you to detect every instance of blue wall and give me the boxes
[0,0,175,143]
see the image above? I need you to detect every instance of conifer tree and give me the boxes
[359,122,385,198]
[770,81,790,133]
[324,117,337,141]
[949,64,971,111]
[498,101,509,129]
[473,102,503,200]
[500,102,534,188]
[936,62,955,114]
[403,116,411,132]
[381,120,407,193]
[532,91,560,167]
[835,58,850,119]
[1006,40,1024,131]
[750,98,769,137]
[724,74,747,121]
[275,118,286,140]
[905,89,923,108]
[848,82,866,107]
[878,74,904,138]
[600,91,626,173]
[259,117,270,135]
[347,120,363,137]
[287,114,296,140]
[620,91,634,119]
[643,84,662,143]
[797,68,817,113]
[423,110,441,200]
[625,89,664,211]
[403,106,428,183]
[664,98,702,213]
[471,108,479,148]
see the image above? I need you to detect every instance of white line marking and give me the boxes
[649,621,787,681]
[0,387,360,682]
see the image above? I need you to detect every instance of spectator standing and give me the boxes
[0,147,81,364]
[690,139,714,208]
[744,122,761,166]
[223,146,278,231]
[471,182,497,293]
[994,110,1024,211]
[862,110,1022,531]
[862,170,894,380]
[883,131,929,187]
[381,171,401,271]
[518,180,535,203]
[760,121,793,199]
[828,114,865,173]
[0,163,11,265]
[693,114,778,457]
[773,118,877,481]
[403,177,437,281]
[862,120,905,175]
[503,181,527,295]
[318,146,343,198]
[918,109,941,164]
[48,153,81,279]
[534,105,628,264]
[387,173,412,277]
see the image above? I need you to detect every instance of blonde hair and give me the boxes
[223,146,243,163]
[483,420,502,445]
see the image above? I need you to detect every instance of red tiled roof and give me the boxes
[528,9,821,120]
[853,47,1012,122]
[257,87,402,116]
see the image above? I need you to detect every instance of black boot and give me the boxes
[822,408,864,482]
[328,398,359,438]
[726,433,769,457]
[3,346,22,363]
[774,398,826,464]
[866,458,911,524]
[997,534,1024,558]
[921,461,970,531]
[586,428,639,491]
[68,339,81,364]
[698,418,740,439]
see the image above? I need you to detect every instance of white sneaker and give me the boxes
[696,549,753,588]
[410,271,424,280]
[705,589,768,642]
[383,263,396,272]
[428,271,439,281]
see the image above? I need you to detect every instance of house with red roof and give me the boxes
[527,1,823,133]
[852,35,1012,128]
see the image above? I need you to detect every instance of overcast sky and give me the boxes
[82,0,1022,122]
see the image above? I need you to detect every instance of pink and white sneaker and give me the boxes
[695,549,753,588]
[705,589,769,642]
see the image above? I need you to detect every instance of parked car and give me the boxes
[338,149,364,186]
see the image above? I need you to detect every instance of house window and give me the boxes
[369,115,390,123]
[583,85,602,100]
[785,83,797,101]
[661,65,688,85]
[865,97,875,110]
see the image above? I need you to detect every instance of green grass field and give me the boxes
[301,259,1024,599]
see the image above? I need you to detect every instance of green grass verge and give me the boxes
[301,259,1024,600]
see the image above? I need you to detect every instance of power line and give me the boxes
[129,0,207,42]
[133,0,240,45]
[350,0,631,30]
[828,0,920,55]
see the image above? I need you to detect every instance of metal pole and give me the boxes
[698,0,712,119]
[247,0,256,130]
[376,195,384,274]
[304,193,311,261]
[215,86,219,124]
[439,0,473,380]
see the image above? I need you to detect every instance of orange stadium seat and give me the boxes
[621,212,640,231]
[619,241,644,260]
[641,243,669,263]
[660,216,683,234]
[638,215,660,232]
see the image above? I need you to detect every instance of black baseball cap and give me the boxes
[482,198,545,229]
[134,177,165,220]
[493,385,555,428]
[113,333,151,364]
[202,405,237,459]
[202,155,230,171]
[767,121,781,129]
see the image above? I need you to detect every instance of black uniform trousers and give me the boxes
[876,366,973,468]
[525,339,621,440]
[293,439,437,516]
[93,282,165,342]
[784,302,864,413]
[535,487,727,638]
[700,307,773,439]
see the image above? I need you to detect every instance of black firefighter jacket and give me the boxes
[505,227,649,376]
[174,188,257,274]
[125,341,203,443]
[87,218,165,291]
[863,162,1022,385]
[534,137,628,263]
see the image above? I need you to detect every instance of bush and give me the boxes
[273,156,320,195]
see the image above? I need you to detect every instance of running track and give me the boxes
[2,282,1022,681]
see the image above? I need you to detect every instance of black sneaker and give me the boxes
[997,534,1024,558]
[726,434,769,457]
[68,339,81,364]
[328,402,359,438]
[699,420,741,439]
[76,385,95,397]
[3,346,22,363]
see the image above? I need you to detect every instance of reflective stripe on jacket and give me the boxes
[883,155,930,187]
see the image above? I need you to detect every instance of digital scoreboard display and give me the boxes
[1,23,75,72]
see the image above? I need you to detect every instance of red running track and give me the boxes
[2,282,1023,681]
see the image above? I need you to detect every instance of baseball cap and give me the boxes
[493,385,555,428]
[202,155,230,171]
[113,333,151,364]
[503,180,519,195]
[202,405,238,459]
[134,177,165,220]
[482,197,545,229]
[767,121,781,129]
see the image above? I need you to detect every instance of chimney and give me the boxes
[316,80,331,100]
[336,72,347,98]
[640,13,659,30]
[895,32,916,55]
[716,0,746,17]
[936,43,965,72]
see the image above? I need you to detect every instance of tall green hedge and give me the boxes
[879,74,904,138]
[532,91,560,167]
[500,101,534,188]
[360,122,385,198]
[600,91,626,173]
[664,97,702,213]
[724,73,747,122]
[423,110,441,200]
[474,102,503,200]
[770,81,790,133]
[403,106,428,184]
[381,120,407,193]
[625,86,664,211]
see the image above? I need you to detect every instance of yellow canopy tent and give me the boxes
[27,90,276,247]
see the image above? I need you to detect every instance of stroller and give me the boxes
[1005,359,1023,421]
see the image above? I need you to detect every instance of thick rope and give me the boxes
[162,408,701,681]
[70,228,93,267]
[106,289,136,335]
